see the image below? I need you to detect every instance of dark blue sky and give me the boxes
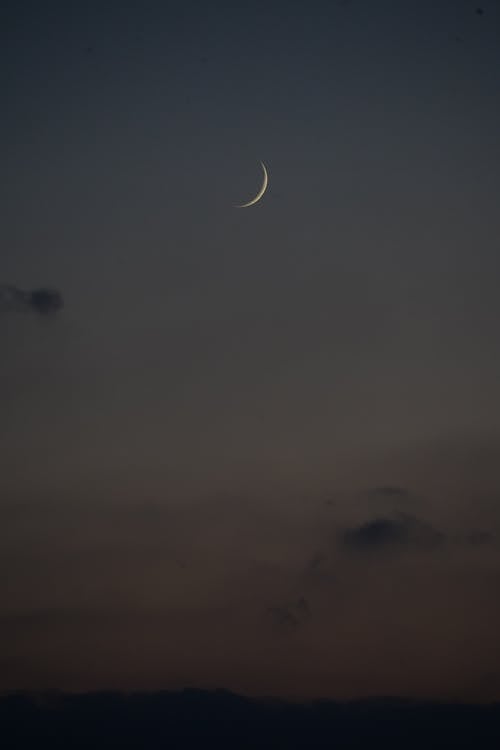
[1,0,500,700]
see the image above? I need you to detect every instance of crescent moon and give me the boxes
[236,161,268,208]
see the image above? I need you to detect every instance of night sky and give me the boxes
[2,0,500,702]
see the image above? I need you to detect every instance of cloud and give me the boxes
[0,285,63,315]
[307,553,327,572]
[267,606,300,630]
[267,597,311,632]
[341,513,445,554]
[29,288,64,315]
[295,596,310,618]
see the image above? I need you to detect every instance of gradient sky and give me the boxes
[1,0,500,701]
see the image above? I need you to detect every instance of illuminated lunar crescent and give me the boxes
[236,161,268,208]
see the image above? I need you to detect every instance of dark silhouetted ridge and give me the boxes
[1,689,499,748]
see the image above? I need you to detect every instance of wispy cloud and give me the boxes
[267,596,311,632]
[340,513,445,554]
[0,285,63,315]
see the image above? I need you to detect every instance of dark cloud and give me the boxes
[267,597,311,632]
[267,606,300,630]
[341,514,445,553]
[0,285,63,315]
[307,553,327,572]
[295,597,310,618]
[29,288,64,315]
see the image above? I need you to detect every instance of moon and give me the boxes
[236,161,269,208]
